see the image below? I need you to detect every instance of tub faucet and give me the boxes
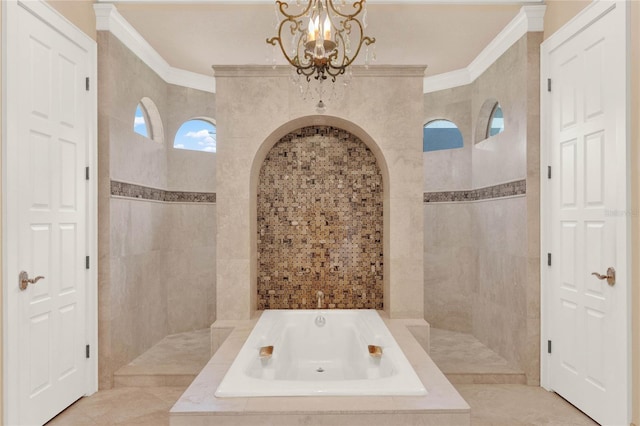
[316,290,324,309]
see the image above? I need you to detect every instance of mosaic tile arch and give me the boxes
[257,126,384,310]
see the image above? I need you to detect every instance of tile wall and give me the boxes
[214,65,425,321]
[257,126,384,310]
[423,33,541,384]
[97,32,217,388]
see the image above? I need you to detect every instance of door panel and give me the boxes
[560,140,577,207]
[547,3,629,425]
[8,4,90,425]
[584,132,604,205]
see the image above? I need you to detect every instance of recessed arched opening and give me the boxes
[249,116,390,314]
[133,97,165,144]
[257,126,383,310]
[134,103,150,138]
[474,98,505,144]
[487,103,504,137]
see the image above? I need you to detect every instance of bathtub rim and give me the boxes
[214,309,428,398]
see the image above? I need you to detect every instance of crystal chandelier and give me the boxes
[267,0,376,84]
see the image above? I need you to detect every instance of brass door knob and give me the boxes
[19,271,45,291]
[591,267,615,286]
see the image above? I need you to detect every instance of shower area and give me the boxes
[423,32,542,384]
[96,31,217,388]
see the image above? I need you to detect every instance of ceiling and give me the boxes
[109,1,535,78]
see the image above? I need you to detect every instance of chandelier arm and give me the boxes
[332,31,349,67]
[266,32,300,68]
[326,0,365,19]
[298,67,315,77]
[297,64,317,82]
[344,35,375,68]
[275,0,314,20]
[302,48,317,65]
[268,16,314,68]
[337,18,374,69]
[328,48,339,62]
[325,66,345,79]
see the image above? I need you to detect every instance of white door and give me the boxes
[4,2,96,425]
[544,2,629,425]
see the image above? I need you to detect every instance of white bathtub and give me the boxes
[215,309,427,397]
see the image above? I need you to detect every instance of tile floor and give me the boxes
[429,328,526,384]
[113,329,211,387]
[46,327,598,426]
[47,383,597,426]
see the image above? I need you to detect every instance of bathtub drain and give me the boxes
[316,367,325,373]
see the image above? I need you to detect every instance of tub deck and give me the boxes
[170,313,470,426]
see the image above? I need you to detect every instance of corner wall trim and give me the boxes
[423,5,546,93]
[423,179,526,203]
[94,4,216,93]
[111,181,216,203]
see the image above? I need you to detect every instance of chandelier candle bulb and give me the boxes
[308,18,316,42]
[324,15,331,40]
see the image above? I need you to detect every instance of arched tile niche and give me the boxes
[257,125,384,310]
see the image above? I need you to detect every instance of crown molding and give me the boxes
[423,68,471,93]
[94,4,216,93]
[423,4,546,93]
[93,2,544,95]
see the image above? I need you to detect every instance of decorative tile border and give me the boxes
[111,180,216,203]
[424,179,526,203]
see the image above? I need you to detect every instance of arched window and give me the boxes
[475,99,505,144]
[174,118,216,153]
[133,97,164,144]
[487,103,504,137]
[134,103,150,138]
[423,119,464,152]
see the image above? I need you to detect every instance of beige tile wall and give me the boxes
[471,34,529,187]
[423,202,475,333]
[423,33,540,384]
[471,197,530,375]
[167,85,217,193]
[98,32,217,388]
[215,66,425,320]
[423,84,473,192]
